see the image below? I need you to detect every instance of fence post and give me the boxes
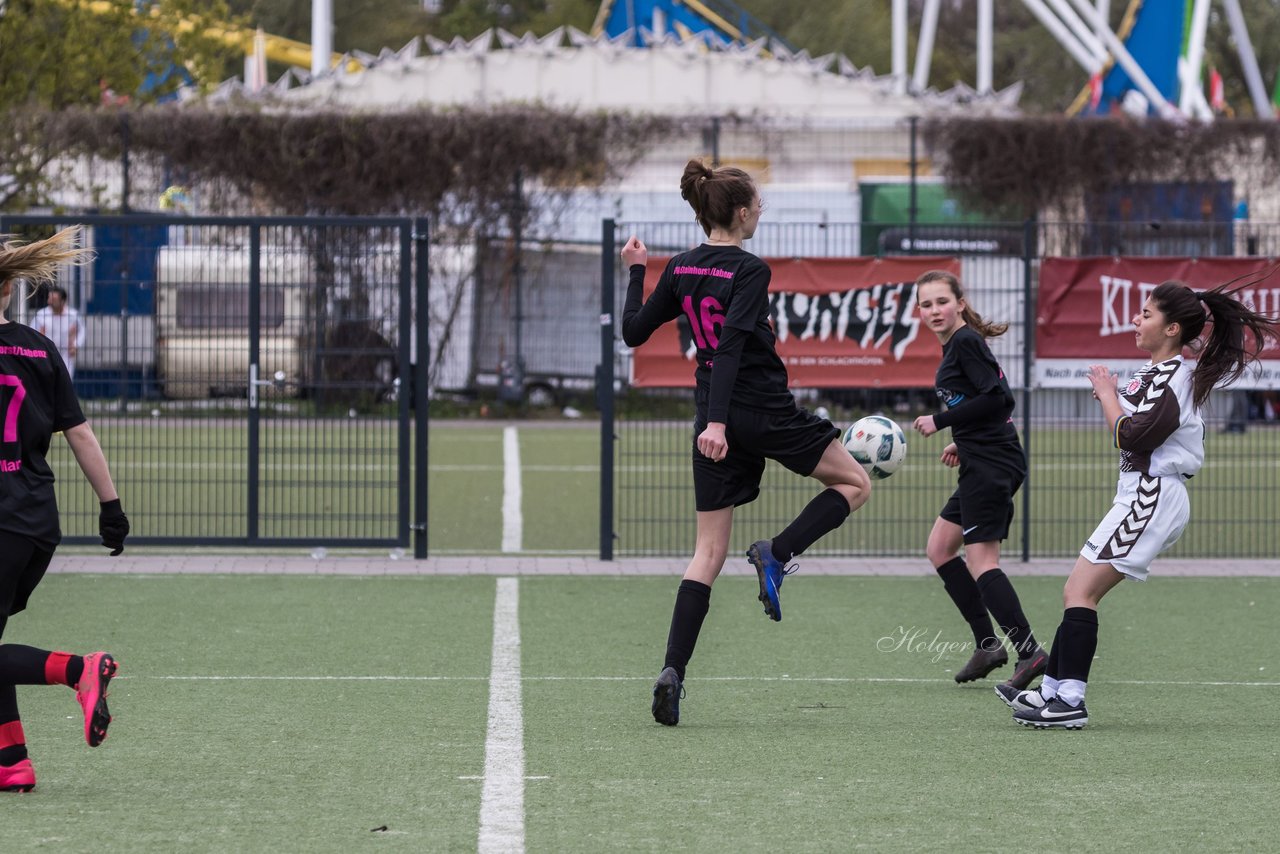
[414,218,431,559]
[119,113,131,214]
[598,219,616,561]
[397,220,413,551]
[1021,216,1037,562]
[908,116,919,253]
[247,222,261,544]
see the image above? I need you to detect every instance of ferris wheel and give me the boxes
[896,0,1276,120]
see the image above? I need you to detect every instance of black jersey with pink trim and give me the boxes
[0,322,86,545]
[932,325,1022,463]
[623,243,793,413]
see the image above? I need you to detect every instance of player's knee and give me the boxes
[835,475,869,513]
[925,539,954,568]
[1061,580,1093,609]
[693,540,729,570]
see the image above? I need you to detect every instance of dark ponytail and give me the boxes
[679,159,756,236]
[914,270,1008,338]
[1150,275,1280,409]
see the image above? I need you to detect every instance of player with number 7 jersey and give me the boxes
[621,159,871,727]
[0,226,130,793]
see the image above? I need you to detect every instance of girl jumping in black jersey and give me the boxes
[622,160,871,726]
[0,227,129,792]
[912,271,1047,691]
[1002,278,1279,729]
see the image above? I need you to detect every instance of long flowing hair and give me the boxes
[914,270,1008,338]
[1151,270,1280,408]
[0,227,95,312]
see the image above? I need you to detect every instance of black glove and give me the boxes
[99,499,130,556]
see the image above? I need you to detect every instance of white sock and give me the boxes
[1057,678,1086,707]
[1039,675,1060,700]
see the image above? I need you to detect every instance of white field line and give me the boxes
[501,427,522,553]
[478,577,525,854]
[134,675,1280,687]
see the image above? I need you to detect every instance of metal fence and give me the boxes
[598,218,1280,560]
[0,214,429,553]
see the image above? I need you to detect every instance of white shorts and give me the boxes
[1079,472,1190,581]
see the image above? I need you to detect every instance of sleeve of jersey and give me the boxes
[721,260,770,332]
[621,264,680,347]
[932,390,1005,429]
[50,349,87,432]
[1114,388,1181,452]
[956,333,1002,394]
[706,326,748,423]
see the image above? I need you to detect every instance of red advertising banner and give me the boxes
[629,256,960,388]
[1036,257,1280,388]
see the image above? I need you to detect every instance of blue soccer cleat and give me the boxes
[746,540,796,622]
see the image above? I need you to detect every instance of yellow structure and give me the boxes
[58,0,362,74]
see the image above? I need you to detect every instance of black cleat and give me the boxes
[1013,697,1088,729]
[995,683,1046,713]
[1000,646,1048,692]
[651,667,684,726]
[954,646,1008,683]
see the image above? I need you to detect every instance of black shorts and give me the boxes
[939,460,1025,544]
[692,405,839,512]
[0,530,55,639]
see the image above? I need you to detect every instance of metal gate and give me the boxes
[597,217,1280,560]
[0,214,428,551]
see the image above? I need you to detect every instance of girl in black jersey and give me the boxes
[622,160,871,726]
[1004,279,1280,729]
[912,271,1047,691]
[0,227,129,793]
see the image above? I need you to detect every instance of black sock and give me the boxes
[66,656,85,688]
[0,644,68,685]
[771,488,851,562]
[1045,621,1065,680]
[0,684,24,767]
[935,557,997,649]
[975,569,1039,658]
[1057,606,1099,685]
[663,580,711,682]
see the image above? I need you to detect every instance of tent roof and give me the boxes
[215,27,1021,120]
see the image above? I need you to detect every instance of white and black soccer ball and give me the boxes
[842,415,907,479]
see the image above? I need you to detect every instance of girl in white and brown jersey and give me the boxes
[0,227,130,792]
[1003,276,1280,730]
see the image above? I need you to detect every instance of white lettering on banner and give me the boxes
[1099,276,1162,336]
[1237,287,1280,324]
[1100,275,1129,336]
[769,282,920,361]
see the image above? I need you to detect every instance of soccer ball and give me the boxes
[842,415,907,479]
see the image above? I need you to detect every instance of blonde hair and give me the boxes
[0,226,95,312]
[915,269,1008,338]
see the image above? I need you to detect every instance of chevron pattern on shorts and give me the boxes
[1100,475,1161,560]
